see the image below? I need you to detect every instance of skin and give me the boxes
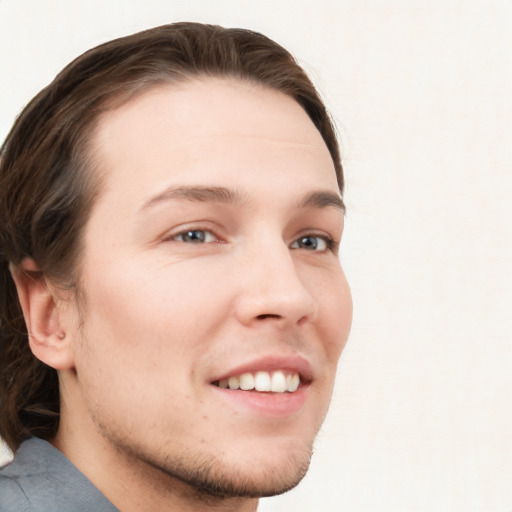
[27,78,352,511]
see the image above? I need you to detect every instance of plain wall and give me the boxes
[1,1,511,510]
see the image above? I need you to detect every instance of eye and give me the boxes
[171,229,217,243]
[290,235,331,252]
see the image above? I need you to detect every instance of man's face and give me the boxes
[65,78,352,497]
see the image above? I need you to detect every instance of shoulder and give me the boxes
[0,438,48,512]
[0,438,118,512]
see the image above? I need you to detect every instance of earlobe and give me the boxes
[9,259,75,370]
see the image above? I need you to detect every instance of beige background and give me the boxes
[1,1,511,510]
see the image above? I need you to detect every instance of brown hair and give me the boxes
[0,22,344,451]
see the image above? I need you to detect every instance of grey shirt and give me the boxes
[0,437,118,511]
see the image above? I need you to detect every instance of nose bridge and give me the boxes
[234,230,317,325]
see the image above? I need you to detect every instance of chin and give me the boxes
[102,416,317,500]
[162,445,313,499]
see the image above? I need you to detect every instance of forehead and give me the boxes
[90,78,338,208]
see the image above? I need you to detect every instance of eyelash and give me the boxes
[290,234,338,253]
[170,229,219,244]
[168,228,337,253]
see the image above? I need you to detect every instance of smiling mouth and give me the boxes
[212,370,301,393]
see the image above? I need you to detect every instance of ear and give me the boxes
[9,258,75,370]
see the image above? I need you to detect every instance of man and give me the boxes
[0,22,352,511]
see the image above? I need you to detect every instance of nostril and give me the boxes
[256,313,281,320]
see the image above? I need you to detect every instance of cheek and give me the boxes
[315,268,352,363]
[70,271,210,435]
[77,256,229,367]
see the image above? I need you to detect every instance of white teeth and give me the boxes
[239,372,255,390]
[288,373,300,393]
[217,371,301,393]
[255,371,272,392]
[271,371,287,393]
[228,376,240,390]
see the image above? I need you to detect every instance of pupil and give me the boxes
[185,230,205,242]
[301,236,317,249]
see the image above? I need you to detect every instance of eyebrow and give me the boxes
[298,190,346,214]
[140,185,246,211]
[140,185,345,214]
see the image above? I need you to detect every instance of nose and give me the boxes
[234,238,317,327]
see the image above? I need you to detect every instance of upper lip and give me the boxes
[210,354,314,384]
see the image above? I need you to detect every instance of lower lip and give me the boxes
[211,384,309,418]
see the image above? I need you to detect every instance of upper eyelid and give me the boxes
[292,229,336,243]
[161,221,222,239]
